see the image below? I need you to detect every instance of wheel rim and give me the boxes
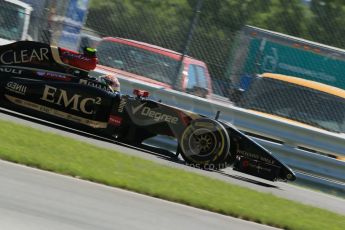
[189,128,217,156]
[180,118,230,166]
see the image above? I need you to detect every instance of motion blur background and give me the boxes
[1,0,345,134]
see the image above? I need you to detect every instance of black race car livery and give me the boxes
[0,41,296,182]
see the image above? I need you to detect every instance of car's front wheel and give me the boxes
[179,118,230,169]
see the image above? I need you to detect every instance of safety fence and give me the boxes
[95,67,345,194]
[1,0,345,192]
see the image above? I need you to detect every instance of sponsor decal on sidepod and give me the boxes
[131,102,179,124]
[40,85,102,115]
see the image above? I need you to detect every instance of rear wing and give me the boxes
[0,41,97,75]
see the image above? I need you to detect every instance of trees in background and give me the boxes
[87,0,192,50]
[309,0,345,48]
[86,0,345,79]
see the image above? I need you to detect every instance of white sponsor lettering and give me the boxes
[0,67,22,74]
[141,107,178,124]
[0,48,49,65]
[238,150,259,160]
[79,79,108,91]
[5,82,27,95]
[238,150,275,165]
[40,85,101,115]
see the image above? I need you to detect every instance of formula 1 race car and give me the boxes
[0,41,296,182]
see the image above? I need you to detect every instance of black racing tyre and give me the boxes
[224,138,238,166]
[179,118,230,169]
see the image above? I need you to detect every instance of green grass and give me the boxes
[0,119,344,230]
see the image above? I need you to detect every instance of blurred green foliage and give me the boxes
[86,0,345,79]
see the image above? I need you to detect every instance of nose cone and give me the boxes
[281,167,297,181]
[286,171,296,181]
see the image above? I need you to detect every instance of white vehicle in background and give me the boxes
[0,0,32,45]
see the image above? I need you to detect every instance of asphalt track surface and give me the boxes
[0,160,278,230]
[0,108,344,229]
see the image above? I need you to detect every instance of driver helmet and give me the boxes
[103,74,120,92]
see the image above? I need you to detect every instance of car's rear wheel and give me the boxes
[179,118,230,169]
